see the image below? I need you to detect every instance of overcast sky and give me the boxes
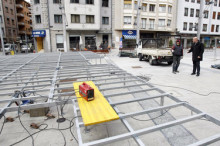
[26,0,30,2]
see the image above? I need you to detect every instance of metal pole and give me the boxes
[0,20,5,55]
[136,0,141,49]
[62,0,67,52]
[214,37,217,60]
[197,0,205,40]
[25,32,28,54]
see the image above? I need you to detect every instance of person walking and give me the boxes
[188,37,204,76]
[172,40,183,74]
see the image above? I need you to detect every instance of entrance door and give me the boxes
[102,35,109,50]
[36,37,43,52]
[85,36,96,50]
[69,37,80,51]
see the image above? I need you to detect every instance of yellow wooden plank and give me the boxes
[73,81,119,126]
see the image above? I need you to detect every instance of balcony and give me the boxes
[19,31,26,34]
[18,22,25,26]
[17,13,24,17]
[16,4,23,9]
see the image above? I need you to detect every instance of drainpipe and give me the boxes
[46,0,52,52]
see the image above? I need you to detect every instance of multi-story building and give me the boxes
[65,0,112,51]
[1,0,18,43]
[176,0,220,48]
[0,0,6,46]
[112,0,177,49]
[16,0,32,43]
[31,0,55,52]
[31,0,112,52]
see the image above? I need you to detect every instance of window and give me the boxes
[185,0,189,1]
[70,0,79,3]
[190,8,194,17]
[191,0,195,3]
[196,9,200,17]
[124,16,131,24]
[189,23,193,31]
[0,16,2,23]
[184,8,188,16]
[71,14,80,23]
[214,0,217,6]
[204,11,209,18]
[53,0,61,3]
[159,4,166,12]
[183,22,187,30]
[149,4,155,12]
[141,18,146,29]
[197,0,200,3]
[12,19,14,25]
[86,15,94,23]
[167,19,171,27]
[134,2,138,10]
[142,4,147,12]
[86,0,94,4]
[10,0,12,4]
[102,0,108,7]
[56,35,64,48]
[102,17,109,24]
[54,15,62,23]
[205,0,210,5]
[211,25,215,32]
[7,18,10,24]
[216,25,219,32]
[124,0,132,9]
[203,24,207,31]
[158,19,165,27]
[34,0,40,4]
[8,29,11,36]
[149,19,155,29]
[168,6,172,14]
[13,30,15,35]
[10,9,13,15]
[35,15,41,23]
[5,7,8,13]
[195,23,198,31]
[213,11,216,19]
[218,12,220,20]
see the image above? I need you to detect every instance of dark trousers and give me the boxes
[193,61,200,75]
[173,55,181,72]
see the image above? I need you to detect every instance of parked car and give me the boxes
[21,45,31,53]
[3,44,18,54]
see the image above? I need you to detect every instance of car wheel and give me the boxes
[168,61,173,65]
[149,56,157,65]
[139,54,143,61]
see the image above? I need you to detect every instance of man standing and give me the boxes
[188,37,204,76]
[172,40,183,74]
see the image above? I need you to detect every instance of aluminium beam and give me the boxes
[188,134,220,146]
[82,113,205,146]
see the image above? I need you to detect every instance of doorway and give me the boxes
[69,36,80,50]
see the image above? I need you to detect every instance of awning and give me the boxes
[122,30,137,40]
[124,0,132,4]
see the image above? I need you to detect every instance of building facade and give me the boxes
[1,0,18,43]
[31,0,112,52]
[65,0,112,51]
[176,0,220,49]
[0,0,6,46]
[112,0,177,49]
[16,0,32,44]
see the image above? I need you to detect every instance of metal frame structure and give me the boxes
[0,52,220,146]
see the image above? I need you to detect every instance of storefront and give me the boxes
[121,30,137,49]
[32,30,46,52]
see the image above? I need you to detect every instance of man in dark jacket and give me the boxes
[172,40,183,74]
[188,37,204,76]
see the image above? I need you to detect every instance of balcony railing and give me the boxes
[16,4,23,9]
[18,22,25,26]
[17,13,24,17]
